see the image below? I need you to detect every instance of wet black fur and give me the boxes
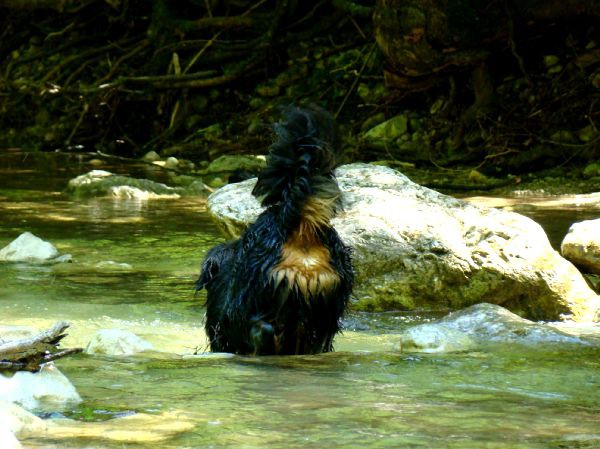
[196,106,354,355]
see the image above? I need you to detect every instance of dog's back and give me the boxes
[197,106,354,355]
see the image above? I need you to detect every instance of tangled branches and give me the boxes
[0,0,375,155]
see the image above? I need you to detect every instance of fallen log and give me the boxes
[0,321,82,373]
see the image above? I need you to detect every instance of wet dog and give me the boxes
[196,106,353,355]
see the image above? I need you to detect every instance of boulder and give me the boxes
[0,364,82,412]
[0,232,71,263]
[85,329,153,356]
[206,163,600,321]
[397,303,587,353]
[0,401,195,446]
[561,219,600,274]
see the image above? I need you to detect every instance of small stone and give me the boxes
[255,84,280,97]
[468,170,489,184]
[96,261,133,271]
[164,157,179,169]
[396,324,476,353]
[543,55,560,68]
[548,64,563,74]
[430,98,445,115]
[86,329,154,356]
[549,130,576,143]
[142,151,161,162]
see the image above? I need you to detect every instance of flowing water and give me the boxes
[1,151,599,449]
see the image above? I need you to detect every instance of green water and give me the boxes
[1,152,599,449]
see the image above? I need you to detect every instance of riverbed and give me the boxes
[1,151,599,449]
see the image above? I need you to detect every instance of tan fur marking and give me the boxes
[297,196,338,238]
[270,208,340,298]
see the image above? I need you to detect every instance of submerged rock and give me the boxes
[43,410,195,444]
[398,325,476,353]
[206,163,600,322]
[85,329,154,355]
[66,170,202,199]
[0,364,82,412]
[1,400,195,447]
[398,303,586,353]
[95,260,133,271]
[0,232,71,263]
[561,219,600,274]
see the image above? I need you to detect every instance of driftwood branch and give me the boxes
[0,321,82,373]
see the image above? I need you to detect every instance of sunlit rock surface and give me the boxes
[0,400,195,447]
[85,329,154,355]
[0,364,82,412]
[561,219,600,275]
[398,303,587,353]
[0,232,71,263]
[0,325,37,341]
[0,400,48,438]
[41,410,196,444]
[206,163,600,321]
[0,425,22,449]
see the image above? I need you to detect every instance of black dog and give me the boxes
[196,106,354,355]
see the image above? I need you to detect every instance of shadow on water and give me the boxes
[1,151,599,449]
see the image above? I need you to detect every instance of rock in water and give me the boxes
[205,163,600,322]
[0,232,70,263]
[0,364,82,412]
[85,329,154,356]
[561,219,600,275]
[397,303,587,353]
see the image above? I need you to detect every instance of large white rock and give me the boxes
[0,364,82,412]
[0,232,64,262]
[561,218,600,275]
[206,163,600,322]
[85,329,154,355]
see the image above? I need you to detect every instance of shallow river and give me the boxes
[1,152,599,449]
